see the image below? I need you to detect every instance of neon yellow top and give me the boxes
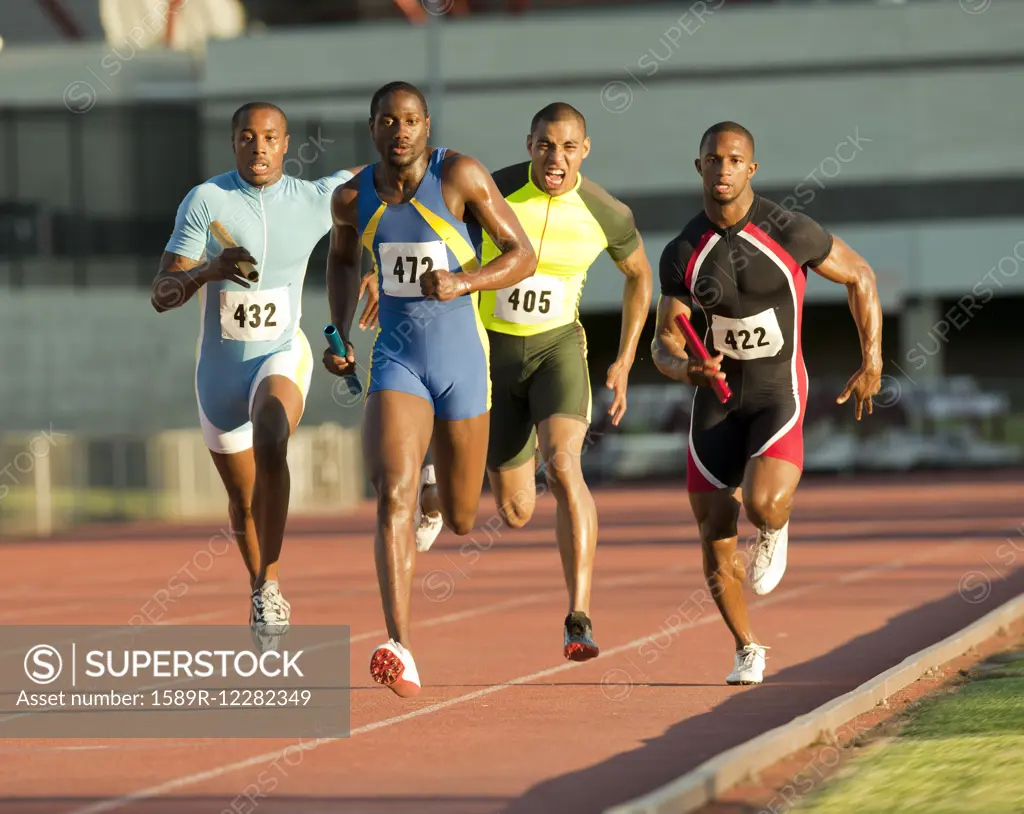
[477,161,639,336]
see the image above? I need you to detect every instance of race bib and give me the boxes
[378,240,448,297]
[711,308,785,360]
[220,286,289,342]
[493,275,564,325]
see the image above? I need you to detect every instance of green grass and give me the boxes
[793,656,1024,814]
[0,488,173,535]
[0,487,163,515]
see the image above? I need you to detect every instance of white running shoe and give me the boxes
[749,522,789,595]
[369,638,421,698]
[250,580,291,652]
[414,464,444,553]
[726,643,768,685]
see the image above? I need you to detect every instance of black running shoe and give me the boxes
[563,611,600,661]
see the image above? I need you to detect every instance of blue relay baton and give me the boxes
[324,324,362,396]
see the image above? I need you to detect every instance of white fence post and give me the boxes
[34,437,52,537]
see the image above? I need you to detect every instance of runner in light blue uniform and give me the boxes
[168,163,349,446]
[154,102,364,651]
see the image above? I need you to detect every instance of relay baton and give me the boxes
[673,313,732,404]
[209,221,259,282]
[324,324,362,397]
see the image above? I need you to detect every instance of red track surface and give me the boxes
[1,473,1022,814]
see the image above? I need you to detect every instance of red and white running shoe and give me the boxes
[369,639,421,698]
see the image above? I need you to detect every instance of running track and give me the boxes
[2,471,1023,813]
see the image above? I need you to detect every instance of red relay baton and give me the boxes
[673,313,733,404]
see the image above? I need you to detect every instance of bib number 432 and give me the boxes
[233,302,277,330]
[220,287,289,342]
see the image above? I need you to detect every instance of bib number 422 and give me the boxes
[722,327,769,352]
[710,308,784,360]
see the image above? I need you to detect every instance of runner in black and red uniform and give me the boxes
[651,122,883,685]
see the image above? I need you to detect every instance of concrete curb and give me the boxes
[604,593,1024,814]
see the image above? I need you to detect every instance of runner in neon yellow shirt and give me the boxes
[477,102,654,660]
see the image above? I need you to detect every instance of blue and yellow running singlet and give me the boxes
[357,147,491,421]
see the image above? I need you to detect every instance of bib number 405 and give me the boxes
[506,287,551,314]
[494,277,564,325]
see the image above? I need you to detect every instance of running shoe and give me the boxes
[414,464,444,553]
[749,521,789,595]
[563,610,600,661]
[370,638,421,697]
[726,642,768,685]
[250,580,291,652]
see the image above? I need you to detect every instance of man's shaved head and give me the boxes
[700,121,754,158]
[695,121,758,207]
[531,102,587,138]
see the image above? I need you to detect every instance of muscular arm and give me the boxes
[613,233,654,364]
[151,252,215,312]
[152,184,219,312]
[326,182,363,347]
[651,294,695,383]
[810,236,882,372]
[448,155,536,293]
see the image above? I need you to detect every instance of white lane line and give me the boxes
[0,565,687,729]
[63,541,971,814]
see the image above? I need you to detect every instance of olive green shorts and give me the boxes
[486,321,592,471]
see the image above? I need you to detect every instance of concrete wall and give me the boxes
[0,283,376,434]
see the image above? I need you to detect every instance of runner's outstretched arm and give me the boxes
[606,232,654,424]
[323,182,362,372]
[809,236,882,419]
[419,154,536,301]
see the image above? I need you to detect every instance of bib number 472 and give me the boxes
[378,241,447,297]
[392,254,433,285]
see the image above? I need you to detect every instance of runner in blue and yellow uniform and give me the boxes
[152,103,370,652]
[477,103,654,662]
[321,82,537,698]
